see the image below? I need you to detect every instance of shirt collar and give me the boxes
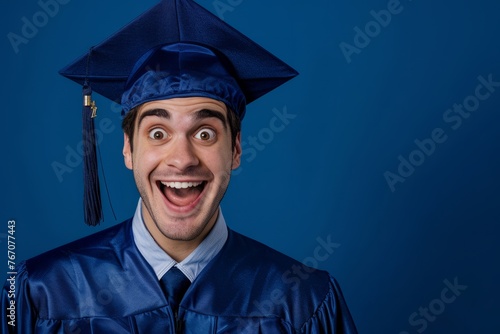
[132,198,228,282]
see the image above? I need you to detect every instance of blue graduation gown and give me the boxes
[2,219,357,333]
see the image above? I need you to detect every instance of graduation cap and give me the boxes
[59,0,298,226]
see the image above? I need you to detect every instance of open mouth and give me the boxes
[158,181,207,207]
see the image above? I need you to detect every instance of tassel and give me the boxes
[82,83,102,226]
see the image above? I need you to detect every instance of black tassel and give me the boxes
[82,83,102,226]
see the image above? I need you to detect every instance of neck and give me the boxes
[142,207,219,262]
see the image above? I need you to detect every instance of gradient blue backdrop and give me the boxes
[2,0,499,333]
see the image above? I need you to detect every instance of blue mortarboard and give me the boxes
[59,0,298,226]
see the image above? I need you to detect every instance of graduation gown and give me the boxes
[2,219,357,333]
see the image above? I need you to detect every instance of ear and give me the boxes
[123,133,133,170]
[231,132,242,170]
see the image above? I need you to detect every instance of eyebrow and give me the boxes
[194,109,227,130]
[136,107,227,129]
[137,108,170,128]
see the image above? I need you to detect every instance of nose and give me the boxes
[165,136,200,172]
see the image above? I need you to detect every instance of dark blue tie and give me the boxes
[160,266,191,312]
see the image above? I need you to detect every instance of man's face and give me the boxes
[123,97,241,248]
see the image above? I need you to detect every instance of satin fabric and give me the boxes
[121,43,247,117]
[2,219,357,333]
[59,0,298,116]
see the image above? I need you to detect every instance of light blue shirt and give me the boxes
[131,199,228,282]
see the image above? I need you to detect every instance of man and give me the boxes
[2,0,357,333]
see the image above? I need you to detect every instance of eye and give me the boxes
[194,128,216,141]
[148,128,168,140]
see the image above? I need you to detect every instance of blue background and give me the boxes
[2,0,500,333]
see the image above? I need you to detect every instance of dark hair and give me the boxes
[121,107,139,151]
[225,105,241,149]
[121,105,241,151]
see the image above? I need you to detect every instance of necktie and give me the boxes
[160,266,191,312]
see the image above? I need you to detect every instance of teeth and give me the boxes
[161,181,203,189]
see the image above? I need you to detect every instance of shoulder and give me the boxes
[14,219,166,319]
[227,230,331,291]
[226,231,357,332]
[191,229,338,330]
[25,219,131,277]
[17,220,141,319]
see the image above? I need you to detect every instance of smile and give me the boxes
[157,180,207,209]
[161,181,203,189]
